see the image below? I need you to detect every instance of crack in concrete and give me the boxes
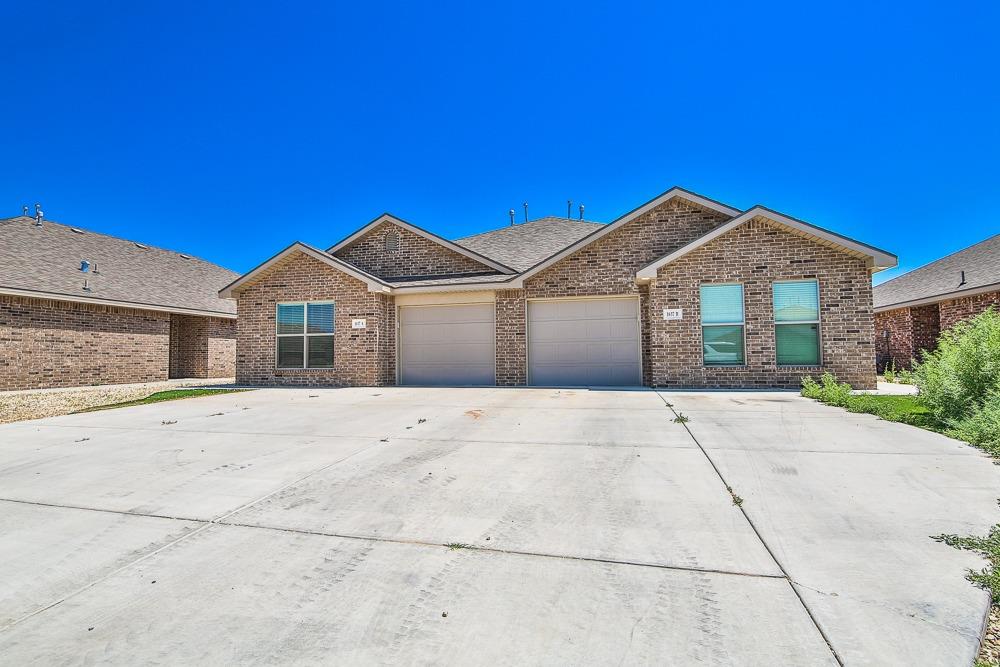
[654,390,846,666]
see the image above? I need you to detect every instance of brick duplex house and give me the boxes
[874,233,1000,369]
[0,214,238,391]
[222,187,896,389]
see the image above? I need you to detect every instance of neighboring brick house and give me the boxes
[0,213,239,391]
[222,187,896,389]
[874,233,1000,369]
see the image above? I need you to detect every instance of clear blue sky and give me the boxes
[3,1,997,282]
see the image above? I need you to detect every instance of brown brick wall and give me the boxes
[939,290,1000,330]
[524,199,730,299]
[334,221,495,279]
[874,307,915,369]
[495,289,526,385]
[235,252,394,386]
[649,218,877,389]
[0,294,170,391]
[169,314,237,379]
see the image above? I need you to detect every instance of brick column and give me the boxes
[495,289,526,386]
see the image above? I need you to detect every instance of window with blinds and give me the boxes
[276,302,335,369]
[700,284,745,366]
[773,280,820,366]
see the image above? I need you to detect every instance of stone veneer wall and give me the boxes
[649,218,877,389]
[334,221,496,279]
[0,294,170,390]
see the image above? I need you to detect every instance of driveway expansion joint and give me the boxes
[654,390,846,667]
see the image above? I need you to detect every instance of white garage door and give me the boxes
[528,297,641,386]
[399,304,495,386]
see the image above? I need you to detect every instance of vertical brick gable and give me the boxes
[334,222,497,279]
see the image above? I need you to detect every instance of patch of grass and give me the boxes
[801,373,947,434]
[933,525,1000,605]
[445,543,471,550]
[75,388,248,413]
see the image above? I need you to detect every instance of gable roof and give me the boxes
[455,217,605,271]
[635,206,897,280]
[507,187,743,284]
[873,233,1000,311]
[219,242,390,298]
[0,215,239,317]
[327,213,516,274]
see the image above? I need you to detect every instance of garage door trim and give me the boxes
[396,302,497,386]
[526,294,643,387]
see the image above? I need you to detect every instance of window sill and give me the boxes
[276,367,337,372]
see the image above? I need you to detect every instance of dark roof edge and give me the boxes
[874,281,1000,312]
[0,285,236,318]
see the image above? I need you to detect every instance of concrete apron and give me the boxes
[0,387,995,664]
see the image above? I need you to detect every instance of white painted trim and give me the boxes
[511,187,742,286]
[327,214,516,274]
[874,281,1000,313]
[0,286,237,319]
[394,290,496,307]
[636,206,897,280]
[219,243,390,298]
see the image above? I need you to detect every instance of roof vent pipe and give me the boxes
[959,270,967,287]
[34,203,43,227]
[579,204,585,220]
[80,260,90,272]
[509,209,515,226]
[523,202,528,223]
[567,200,572,219]
[22,205,28,216]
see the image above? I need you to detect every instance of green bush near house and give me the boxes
[801,373,944,432]
[914,308,1000,453]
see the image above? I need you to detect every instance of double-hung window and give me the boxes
[773,280,820,365]
[276,302,335,369]
[700,284,745,366]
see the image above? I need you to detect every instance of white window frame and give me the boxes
[773,279,822,367]
[700,282,747,367]
[275,301,335,369]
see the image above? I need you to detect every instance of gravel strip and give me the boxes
[981,606,1000,665]
[0,378,235,424]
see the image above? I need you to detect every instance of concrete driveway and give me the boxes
[0,388,996,665]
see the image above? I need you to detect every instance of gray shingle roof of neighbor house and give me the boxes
[0,215,239,317]
[873,233,1000,311]
[454,217,606,272]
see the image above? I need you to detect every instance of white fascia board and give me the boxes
[0,286,238,319]
[515,187,742,283]
[326,214,516,274]
[635,206,898,280]
[219,243,390,298]
[874,281,1000,313]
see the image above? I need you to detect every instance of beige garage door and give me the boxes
[399,304,496,386]
[528,297,641,386]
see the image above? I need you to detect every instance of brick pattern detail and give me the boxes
[235,252,396,386]
[0,294,170,391]
[939,290,1000,331]
[495,289,526,385]
[334,222,495,279]
[874,304,940,370]
[524,199,730,298]
[648,218,877,389]
[169,314,237,379]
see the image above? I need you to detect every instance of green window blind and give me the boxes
[701,284,745,365]
[773,281,820,365]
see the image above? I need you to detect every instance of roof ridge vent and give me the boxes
[134,242,149,250]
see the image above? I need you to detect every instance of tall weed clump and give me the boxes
[915,308,1000,449]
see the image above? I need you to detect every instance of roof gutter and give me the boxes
[0,286,238,319]
[874,281,1000,313]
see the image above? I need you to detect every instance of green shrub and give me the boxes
[948,390,1000,455]
[801,372,853,407]
[883,359,897,383]
[896,368,914,385]
[914,308,1000,423]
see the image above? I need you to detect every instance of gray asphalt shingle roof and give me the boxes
[874,233,1000,309]
[454,217,605,272]
[0,216,239,316]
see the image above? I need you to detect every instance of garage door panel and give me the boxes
[399,305,495,386]
[528,298,640,387]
